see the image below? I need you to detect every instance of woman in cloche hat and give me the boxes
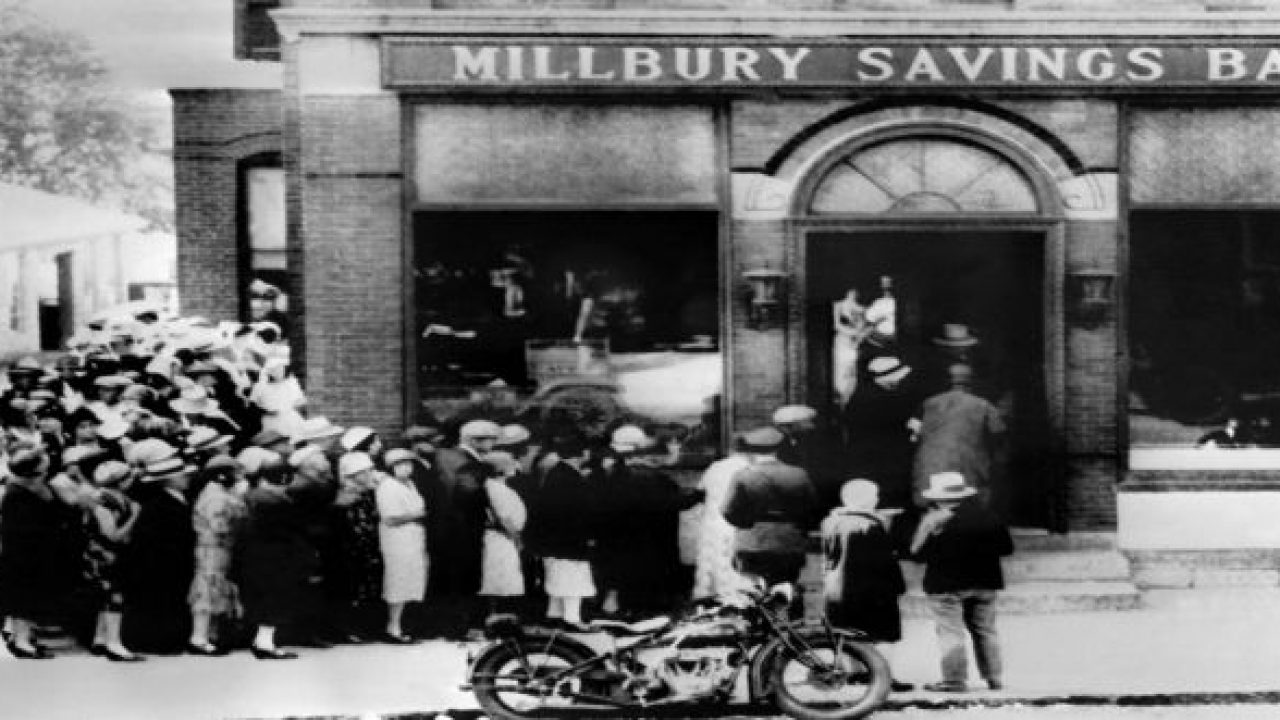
[84,461,144,661]
[187,455,248,656]
[0,445,61,658]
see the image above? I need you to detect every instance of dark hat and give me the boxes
[933,323,979,348]
[741,426,784,452]
[6,357,43,377]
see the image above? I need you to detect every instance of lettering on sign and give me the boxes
[384,39,1280,89]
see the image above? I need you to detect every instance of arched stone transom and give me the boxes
[807,136,1040,215]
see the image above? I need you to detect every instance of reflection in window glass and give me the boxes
[413,211,722,464]
[1129,211,1280,467]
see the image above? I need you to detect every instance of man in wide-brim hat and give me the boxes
[909,471,1012,694]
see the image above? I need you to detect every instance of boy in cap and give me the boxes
[910,471,1013,694]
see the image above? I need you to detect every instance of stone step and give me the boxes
[902,581,1144,615]
[897,550,1132,586]
[1011,529,1118,553]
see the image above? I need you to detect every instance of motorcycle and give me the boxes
[463,581,891,720]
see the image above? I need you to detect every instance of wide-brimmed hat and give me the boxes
[459,419,501,441]
[868,356,911,386]
[127,438,180,466]
[237,446,282,476]
[93,460,132,487]
[339,452,375,477]
[141,455,195,482]
[291,416,344,445]
[170,386,218,415]
[63,445,106,467]
[340,426,376,453]
[772,405,817,426]
[93,374,133,389]
[383,448,418,469]
[932,323,979,348]
[6,357,43,377]
[741,426,785,452]
[187,426,233,453]
[921,471,977,501]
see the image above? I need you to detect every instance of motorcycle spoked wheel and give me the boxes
[470,639,595,720]
[770,634,891,720]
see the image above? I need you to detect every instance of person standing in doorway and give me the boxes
[911,363,1007,510]
[910,472,1013,694]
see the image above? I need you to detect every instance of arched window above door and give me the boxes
[807,137,1040,215]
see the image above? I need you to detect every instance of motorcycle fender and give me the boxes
[466,631,597,684]
[748,625,873,702]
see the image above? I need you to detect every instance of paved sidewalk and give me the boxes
[1,588,1278,720]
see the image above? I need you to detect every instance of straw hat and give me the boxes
[772,405,817,426]
[291,416,344,445]
[459,420,501,441]
[610,424,651,454]
[921,472,977,501]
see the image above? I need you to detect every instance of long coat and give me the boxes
[594,458,691,604]
[0,484,61,620]
[912,388,1007,503]
[526,461,595,561]
[844,380,922,509]
[239,485,320,627]
[820,509,905,642]
[430,446,488,596]
[122,487,197,654]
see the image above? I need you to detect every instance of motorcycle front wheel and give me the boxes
[470,638,594,720]
[770,632,891,720]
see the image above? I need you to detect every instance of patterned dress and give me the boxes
[333,490,383,609]
[84,488,136,610]
[188,482,247,615]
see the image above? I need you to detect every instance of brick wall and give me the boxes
[171,89,283,324]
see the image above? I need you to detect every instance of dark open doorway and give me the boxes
[806,230,1053,528]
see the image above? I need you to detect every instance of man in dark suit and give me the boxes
[122,455,197,655]
[426,419,498,639]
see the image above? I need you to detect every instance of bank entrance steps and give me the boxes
[899,530,1143,615]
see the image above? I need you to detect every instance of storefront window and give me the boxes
[413,211,722,463]
[242,164,289,331]
[1129,211,1280,469]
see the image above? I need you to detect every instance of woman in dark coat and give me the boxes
[820,479,911,692]
[121,455,198,655]
[0,445,60,659]
[525,433,597,630]
[239,456,317,659]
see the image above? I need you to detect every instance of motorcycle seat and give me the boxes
[590,616,672,636]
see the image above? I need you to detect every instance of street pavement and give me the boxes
[1,588,1278,720]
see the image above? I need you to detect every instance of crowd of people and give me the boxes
[0,307,1013,695]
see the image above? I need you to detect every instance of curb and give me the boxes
[262,691,1280,720]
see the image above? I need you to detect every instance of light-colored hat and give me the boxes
[921,471,978,501]
[93,374,133,389]
[249,279,280,298]
[141,455,195,482]
[339,452,375,477]
[127,438,180,466]
[170,386,217,415]
[384,447,418,469]
[93,460,132,487]
[868,356,911,386]
[484,450,519,477]
[496,424,532,448]
[63,445,105,467]
[237,446,282,476]
[610,424,651,454]
[839,479,880,511]
[97,416,131,441]
[287,444,325,469]
[459,419,501,441]
[340,426,376,452]
[772,405,817,426]
[741,426,785,452]
[933,323,979,348]
[291,416,344,445]
[187,426,233,453]
[7,357,43,376]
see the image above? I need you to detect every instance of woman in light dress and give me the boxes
[187,456,248,654]
[377,448,428,642]
[478,451,527,618]
[832,288,870,407]
[248,358,306,439]
[692,436,750,600]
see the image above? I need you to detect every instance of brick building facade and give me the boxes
[175,1,1280,584]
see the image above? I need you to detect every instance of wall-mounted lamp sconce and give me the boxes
[1068,271,1115,329]
[744,267,787,330]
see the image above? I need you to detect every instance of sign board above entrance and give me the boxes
[384,38,1280,90]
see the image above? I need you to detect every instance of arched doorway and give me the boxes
[794,126,1063,528]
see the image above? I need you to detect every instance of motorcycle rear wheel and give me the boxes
[470,638,595,720]
[771,632,891,720]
